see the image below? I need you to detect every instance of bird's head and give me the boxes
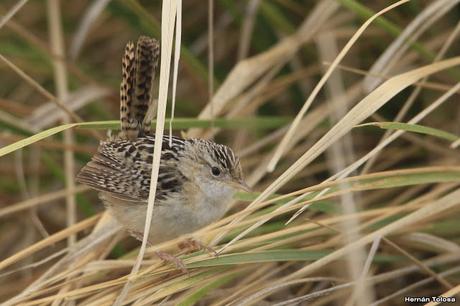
[183,139,250,200]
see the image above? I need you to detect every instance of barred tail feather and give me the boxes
[135,36,160,135]
[119,36,159,140]
[120,41,136,139]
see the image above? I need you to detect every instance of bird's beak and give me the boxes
[234,180,251,192]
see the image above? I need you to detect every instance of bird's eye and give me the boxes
[211,167,221,177]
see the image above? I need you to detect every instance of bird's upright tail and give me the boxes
[119,36,160,140]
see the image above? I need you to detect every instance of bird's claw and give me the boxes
[155,250,188,274]
[179,238,218,257]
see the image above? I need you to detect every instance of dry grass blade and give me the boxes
[2,2,460,304]
[114,1,180,304]
[187,0,339,137]
[47,0,76,250]
[267,0,409,171]
[283,188,460,280]
[364,0,460,91]
[218,56,460,253]
[69,0,111,60]
[0,0,28,30]
[0,215,100,271]
[25,86,110,130]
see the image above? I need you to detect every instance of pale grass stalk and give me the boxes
[214,173,447,254]
[206,167,458,238]
[238,0,261,60]
[288,81,460,224]
[208,0,214,120]
[364,0,459,91]
[7,196,450,302]
[14,149,48,239]
[317,30,373,305]
[326,62,460,94]
[14,149,36,280]
[217,56,460,254]
[344,236,380,306]
[188,0,339,138]
[212,197,424,254]
[28,146,47,234]
[136,188,411,268]
[26,86,110,130]
[402,232,460,253]
[267,0,409,172]
[0,0,28,30]
[114,1,180,304]
[47,0,76,251]
[362,18,460,173]
[69,0,111,60]
[168,0,181,143]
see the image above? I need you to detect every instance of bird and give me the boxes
[76,35,249,248]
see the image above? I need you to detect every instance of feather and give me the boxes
[76,135,187,202]
[119,36,160,140]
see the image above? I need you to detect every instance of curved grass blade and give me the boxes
[359,121,460,143]
[0,117,289,158]
[186,249,401,268]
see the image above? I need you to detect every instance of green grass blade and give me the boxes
[360,121,460,142]
[0,123,79,158]
[0,117,291,158]
[186,249,401,268]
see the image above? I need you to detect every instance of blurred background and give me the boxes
[1,0,460,305]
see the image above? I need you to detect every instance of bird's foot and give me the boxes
[178,238,218,257]
[155,250,188,274]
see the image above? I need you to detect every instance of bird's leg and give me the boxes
[155,250,188,274]
[178,238,218,257]
[131,229,188,274]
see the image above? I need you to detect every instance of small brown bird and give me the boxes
[76,36,249,245]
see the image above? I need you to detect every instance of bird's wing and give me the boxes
[76,135,187,203]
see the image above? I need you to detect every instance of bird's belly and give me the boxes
[101,193,231,244]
